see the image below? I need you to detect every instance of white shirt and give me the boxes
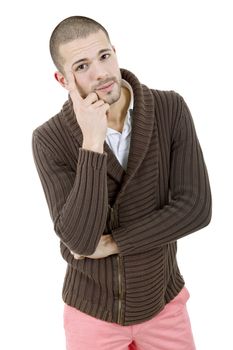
[105,79,134,170]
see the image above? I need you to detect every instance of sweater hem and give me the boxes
[61,272,185,326]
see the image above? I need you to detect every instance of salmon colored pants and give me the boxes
[63,286,196,350]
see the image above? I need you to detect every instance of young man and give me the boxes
[32,15,212,350]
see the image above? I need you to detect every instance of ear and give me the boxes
[54,71,68,90]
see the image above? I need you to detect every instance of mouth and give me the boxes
[96,81,115,92]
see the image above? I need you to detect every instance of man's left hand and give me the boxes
[70,234,119,260]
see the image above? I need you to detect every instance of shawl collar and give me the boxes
[62,68,158,200]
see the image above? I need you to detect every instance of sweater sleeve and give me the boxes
[111,95,212,255]
[32,133,108,256]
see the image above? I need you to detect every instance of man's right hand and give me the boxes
[65,70,110,153]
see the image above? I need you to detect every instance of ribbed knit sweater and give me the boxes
[32,68,212,326]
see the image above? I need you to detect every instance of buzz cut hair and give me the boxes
[49,16,111,75]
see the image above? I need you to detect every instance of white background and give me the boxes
[0,0,232,349]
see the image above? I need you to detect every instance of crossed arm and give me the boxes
[70,234,119,260]
[32,92,211,259]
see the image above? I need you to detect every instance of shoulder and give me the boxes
[141,83,184,115]
[32,96,72,142]
[151,88,184,109]
[142,86,191,139]
[32,106,70,160]
[33,110,62,142]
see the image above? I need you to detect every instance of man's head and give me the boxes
[50,16,122,105]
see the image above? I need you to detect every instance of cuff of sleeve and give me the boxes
[78,148,107,169]
[111,226,134,256]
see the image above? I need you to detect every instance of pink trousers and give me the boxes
[63,286,196,350]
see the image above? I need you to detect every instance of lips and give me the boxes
[97,81,114,90]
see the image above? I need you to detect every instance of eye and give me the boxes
[101,53,110,60]
[75,63,88,72]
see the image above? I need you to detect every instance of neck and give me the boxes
[107,86,130,129]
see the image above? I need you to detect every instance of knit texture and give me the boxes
[32,68,212,325]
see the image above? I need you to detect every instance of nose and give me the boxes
[90,61,108,82]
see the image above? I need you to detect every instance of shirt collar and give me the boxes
[107,79,134,135]
[122,78,134,111]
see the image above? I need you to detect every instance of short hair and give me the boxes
[49,16,111,75]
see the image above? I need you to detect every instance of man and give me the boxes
[32,15,212,350]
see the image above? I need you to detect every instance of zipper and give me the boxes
[117,254,123,324]
[109,204,124,325]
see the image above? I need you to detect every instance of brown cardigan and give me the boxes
[32,68,212,325]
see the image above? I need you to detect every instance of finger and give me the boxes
[102,103,110,114]
[72,252,85,260]
[70,250,80,258]
[83,91,99,106]
[75,255,85,260]
[65,70,83,102]
[91,99,105,108]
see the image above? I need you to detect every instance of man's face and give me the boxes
[59,30,122,105]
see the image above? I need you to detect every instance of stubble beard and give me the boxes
[98,79,122,106]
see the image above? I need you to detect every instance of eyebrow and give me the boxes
[72,48,112,67]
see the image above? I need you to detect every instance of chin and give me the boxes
[108,85,121,105]
[106,92,121,105]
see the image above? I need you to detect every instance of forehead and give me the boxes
[59,30,111,65]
